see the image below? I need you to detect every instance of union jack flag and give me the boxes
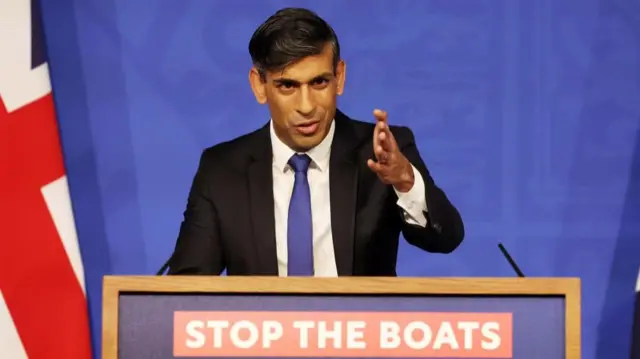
[0,0,92,357]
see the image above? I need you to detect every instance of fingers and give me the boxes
[375,143,388,164]
[371,109,401,168]
[376,122,394,153]
[367,158,383,173]
[374,109,387,123]
[373,116,381,148]
[373,109,396,153]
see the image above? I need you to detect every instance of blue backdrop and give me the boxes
[38,0,640,358]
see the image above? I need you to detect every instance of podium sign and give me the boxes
[102,276,580,359]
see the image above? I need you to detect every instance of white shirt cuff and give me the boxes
[394,164,428,227]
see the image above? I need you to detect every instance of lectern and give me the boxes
[102,276,580,359]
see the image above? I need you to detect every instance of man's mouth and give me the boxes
[294,121,320,135]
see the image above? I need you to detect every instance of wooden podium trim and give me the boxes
[102,276,580,359]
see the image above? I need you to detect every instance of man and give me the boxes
[167,7,464,276]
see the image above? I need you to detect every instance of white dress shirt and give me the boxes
[270,119,429,276]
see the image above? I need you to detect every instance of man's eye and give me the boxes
[278,82,295,89]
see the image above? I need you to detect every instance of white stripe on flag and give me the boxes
[0,291,28,359]
[41,176,87,294]
[0,0,51,112]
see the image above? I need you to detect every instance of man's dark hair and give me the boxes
[248,8,340,80]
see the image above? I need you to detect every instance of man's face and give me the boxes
[249,44,345,152]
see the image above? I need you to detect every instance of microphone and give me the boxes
[156,254,173,275]
[498,243,525,277]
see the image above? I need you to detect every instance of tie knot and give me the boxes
[289,154,311,173]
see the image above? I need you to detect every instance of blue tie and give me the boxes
[287,154,314,276]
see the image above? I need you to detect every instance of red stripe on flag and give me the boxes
[0,94,92,358]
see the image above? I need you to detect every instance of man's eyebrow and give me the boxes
[272,72,333,84]
[273,78,299,85]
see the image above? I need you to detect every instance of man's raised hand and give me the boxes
[366,109,415,192]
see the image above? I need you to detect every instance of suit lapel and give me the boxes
[329,113,360,276]
[247,125,279,275]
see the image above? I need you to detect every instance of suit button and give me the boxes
[432,223,442,233]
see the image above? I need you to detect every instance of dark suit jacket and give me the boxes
[168,109,464,276]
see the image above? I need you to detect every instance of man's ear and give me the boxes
[248,67,267,104]
[336,60,346,96]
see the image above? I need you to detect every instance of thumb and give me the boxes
[367,159,383,173]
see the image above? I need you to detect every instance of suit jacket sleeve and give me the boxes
[393,126,465,253]
[167,149,225,275]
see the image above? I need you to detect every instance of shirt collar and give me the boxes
[270,118,335,173]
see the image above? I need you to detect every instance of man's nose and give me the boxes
[297,86,315,116]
